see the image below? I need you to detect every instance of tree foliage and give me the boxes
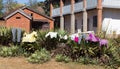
[38,0,59,16]
[0,0,3,17]
[4,0,24,14]
[26,0,38,9]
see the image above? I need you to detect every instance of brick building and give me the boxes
[2,6,54,32]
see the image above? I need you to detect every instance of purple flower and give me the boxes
[86,33,99,42]
[74,36,79,43]
[99,39,108,48]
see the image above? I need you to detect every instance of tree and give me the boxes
[4,0,23,13]
[27,0,38,9]
[38,0,59,16]
[0,0,3,17]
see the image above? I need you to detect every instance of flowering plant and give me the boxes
[21,31,39,53]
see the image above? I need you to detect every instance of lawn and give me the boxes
[0,57,105,69]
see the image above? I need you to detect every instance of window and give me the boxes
[75,0,79,3]
[87,18,89,31]
[82,19,83,32]
[31,13,33,16]
[16,17,21,19]
[93,15,97,27]
[75,19,77,31]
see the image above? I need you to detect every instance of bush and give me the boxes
[27,48,51,64]
[77,57,99,65]
[41,31,60,51]
[21,42,40,54]
[0,26,12,45]
[67,38,100,61]
[0,46,22,57]
[55,54,71,63]
[37,30,68,51]
[36,30,48,49]
[105,39,120,69]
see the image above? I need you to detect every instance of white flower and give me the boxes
[45,32,58,38]
[63,35,68,40]
[69,33,79,40]
[59,35,68,40]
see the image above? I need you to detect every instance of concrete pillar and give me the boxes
[97,0,103,33]
[70,0,75,33]
[60,0,64,30]
[83,0,87,32]
[50,3,53,18]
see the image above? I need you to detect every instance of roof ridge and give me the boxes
[4,8,32,20]
[22,7,54,21]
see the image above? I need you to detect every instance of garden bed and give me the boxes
[0,28,119,69]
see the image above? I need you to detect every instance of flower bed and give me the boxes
[0,29,119,69]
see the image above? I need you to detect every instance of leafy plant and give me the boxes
[57,29,68,43]
[21,42,40,54]
[27,48,51,63]
[77,57,99,65]
[42,32,60,51]
[0,46,22,57]
[36,30,48,48]
[55,54,71,63]
[0,26,12,45]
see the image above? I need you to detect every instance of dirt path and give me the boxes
[0,57,105,69]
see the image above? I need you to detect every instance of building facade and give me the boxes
[50,0,120,33]
[4,6,54,32]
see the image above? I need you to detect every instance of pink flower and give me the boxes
[86,33,99,42]
[99,39,108,48]
[74,36,79,43]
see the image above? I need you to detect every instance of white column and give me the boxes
[60,0,64,30]
[83,0,87,32]
[70,0,75,33]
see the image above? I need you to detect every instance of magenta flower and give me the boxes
[74,36,79,43]
[99,39,108,48]
[86,33,99,42]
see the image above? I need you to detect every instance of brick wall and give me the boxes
[6,13,31,32]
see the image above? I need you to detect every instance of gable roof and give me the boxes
[4,6,54,21]
[21,6,54,21]
[4,9,32,20]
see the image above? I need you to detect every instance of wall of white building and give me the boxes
[102,8,120,35]
[103,8,120,20]
[64,9,97,33]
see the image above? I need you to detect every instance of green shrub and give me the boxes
[27,48,51,63]
[56,29,68,43]
[67,38,100,61]
[0,26,12,45]
[114,35,120,45]
[105,39,120,69]
[36,30,48,49]
[21,42,40,54]
[77,57,99,65]
[0,46,22,57]
[55,54,71,63]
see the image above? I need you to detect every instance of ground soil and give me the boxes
[0,57,105,69]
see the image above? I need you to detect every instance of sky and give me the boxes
[16,0,45,4]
